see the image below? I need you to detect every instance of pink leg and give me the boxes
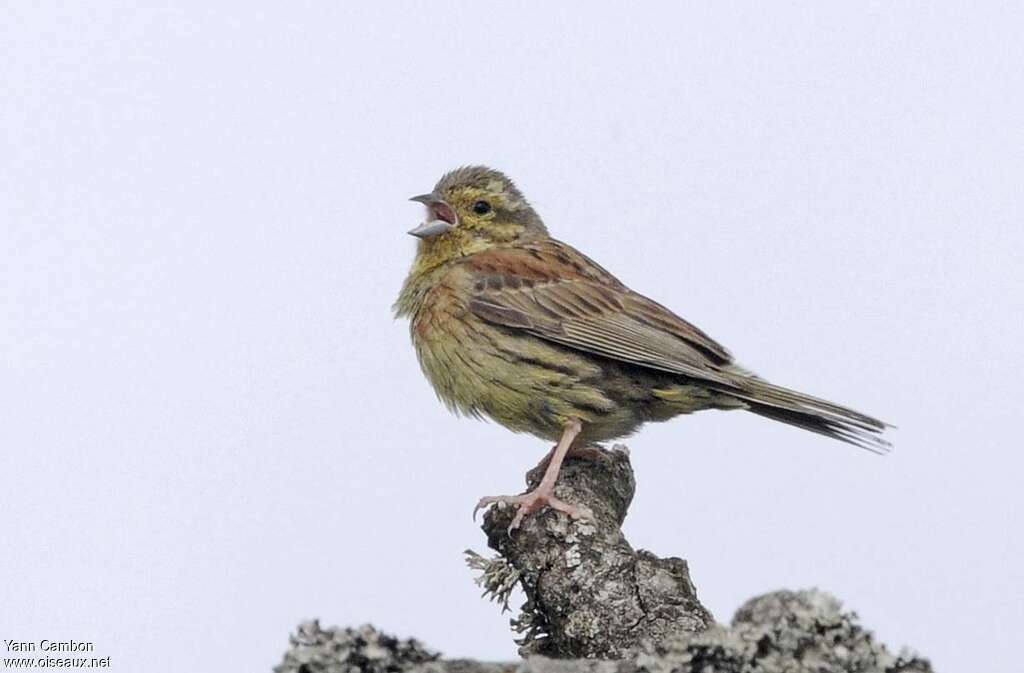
[474,419,589,531]
[526,443,605,484]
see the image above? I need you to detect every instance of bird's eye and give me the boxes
[472,200,492,215]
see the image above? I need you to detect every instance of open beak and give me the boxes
[408,193,457,239]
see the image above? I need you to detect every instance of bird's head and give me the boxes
[406,166,547,271]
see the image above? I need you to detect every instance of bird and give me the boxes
[394,166,890,530]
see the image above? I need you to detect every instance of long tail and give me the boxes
[726,376,892,454]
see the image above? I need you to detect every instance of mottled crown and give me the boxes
[434,166,528,205]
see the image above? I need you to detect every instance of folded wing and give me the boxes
[465,241,735,386]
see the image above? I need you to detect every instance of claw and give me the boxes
[473,495,510,523]
[472,498,492,521]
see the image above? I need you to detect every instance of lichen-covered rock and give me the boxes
[479,446,713,659]
[273,591,932,673]
[273,621,439,673]
[635,589,932,673]
[275,446,931,673]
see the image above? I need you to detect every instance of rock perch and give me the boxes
[477,445,712,658]
[274,445,932,672]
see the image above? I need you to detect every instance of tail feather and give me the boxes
[728,378,892,454]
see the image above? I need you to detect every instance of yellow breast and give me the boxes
[402,264,614,441]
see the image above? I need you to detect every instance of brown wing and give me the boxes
[464,240,737,386]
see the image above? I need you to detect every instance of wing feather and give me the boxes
[464,241,735,386]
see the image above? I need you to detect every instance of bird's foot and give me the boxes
[473,485,589,532]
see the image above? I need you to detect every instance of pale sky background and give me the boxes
[3,3,1022,672]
